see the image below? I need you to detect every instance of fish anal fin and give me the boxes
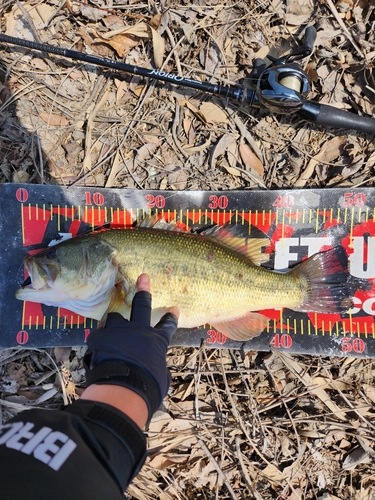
[203,225,270,265]
[212,312,269,341]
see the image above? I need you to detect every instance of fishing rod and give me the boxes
[0,27,374,134]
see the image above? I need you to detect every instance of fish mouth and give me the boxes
[22,258,53,290]
[21,276,32,287]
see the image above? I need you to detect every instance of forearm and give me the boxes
[0,399,147,500]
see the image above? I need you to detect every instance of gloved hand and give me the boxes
[84,274,179,421]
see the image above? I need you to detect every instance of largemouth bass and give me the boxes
[15,219,353,341]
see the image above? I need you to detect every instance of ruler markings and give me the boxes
[11,191,375,352]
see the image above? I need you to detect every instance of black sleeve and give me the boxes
[0,399,147,500]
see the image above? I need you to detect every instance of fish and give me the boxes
[15,218,353,341]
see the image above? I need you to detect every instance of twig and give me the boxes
[198,438,239,500]
[268,369,302,453]
[320,363,375,432]
[194,346,203,420]
[235,437,262,499]
[15,0,43,44]
[229,351,266,439]
[172,100,189,159]
[82,76,110,172]
[324,0,364,57]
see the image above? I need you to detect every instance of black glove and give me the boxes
[84,290,178,421]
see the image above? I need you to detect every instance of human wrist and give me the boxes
[81,384,148,429]
[84,359,162,421]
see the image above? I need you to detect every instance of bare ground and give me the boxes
[1,0,375,498]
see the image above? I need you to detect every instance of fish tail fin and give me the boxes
[291,247,353,314]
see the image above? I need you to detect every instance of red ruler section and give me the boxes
[1,184,374,357]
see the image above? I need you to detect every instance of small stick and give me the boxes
[324,0,364,57]
[198,438,239,500]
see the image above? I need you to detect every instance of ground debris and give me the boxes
[1,0,375,498]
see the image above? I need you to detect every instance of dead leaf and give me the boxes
[210,134,237,168]
[295,136,347,187]
[80,4,108,21]
[239,142,264,177]
[183,135,211,154]
[39,112,69,127]
[99,22,150,39]
[149,13,163,30]
[93,22,150,57]
[313,376,352,391]
[94,33,140,58]
[342,446,371,470]
[286,0,314,25]
[168,168,188,190]
[362,383,375,403]
[199,102,228,125]
[66,0,80,15]
[12,171,30,183]
[114,78,128,102]
[102,15,126,30]
[223,165,241,177]
[261,463,285,483]
[54,347,72,363]
[183,118,196,145]
[106,142,160,188]
[150,27,165,68]
[278,353,348,420]
[148,454,188,470]
[179,99,207,123]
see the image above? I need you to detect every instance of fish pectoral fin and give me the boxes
[212,312,269,341]
[107,283,130,318]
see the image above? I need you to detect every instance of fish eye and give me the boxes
[46,247,57,258]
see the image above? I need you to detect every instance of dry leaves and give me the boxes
[2,0,375,498]
[39,112,69,127]
[93,22,151,57]
[295,136,347,187]
[93,21,165,66]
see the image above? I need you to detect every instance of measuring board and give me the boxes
[1,183,375,357]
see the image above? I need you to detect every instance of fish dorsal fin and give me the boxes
[202,225,270,265]
[137,215,187,232]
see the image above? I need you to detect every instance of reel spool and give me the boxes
[256,64,310,114]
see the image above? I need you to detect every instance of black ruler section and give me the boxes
[1,183,374,357]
